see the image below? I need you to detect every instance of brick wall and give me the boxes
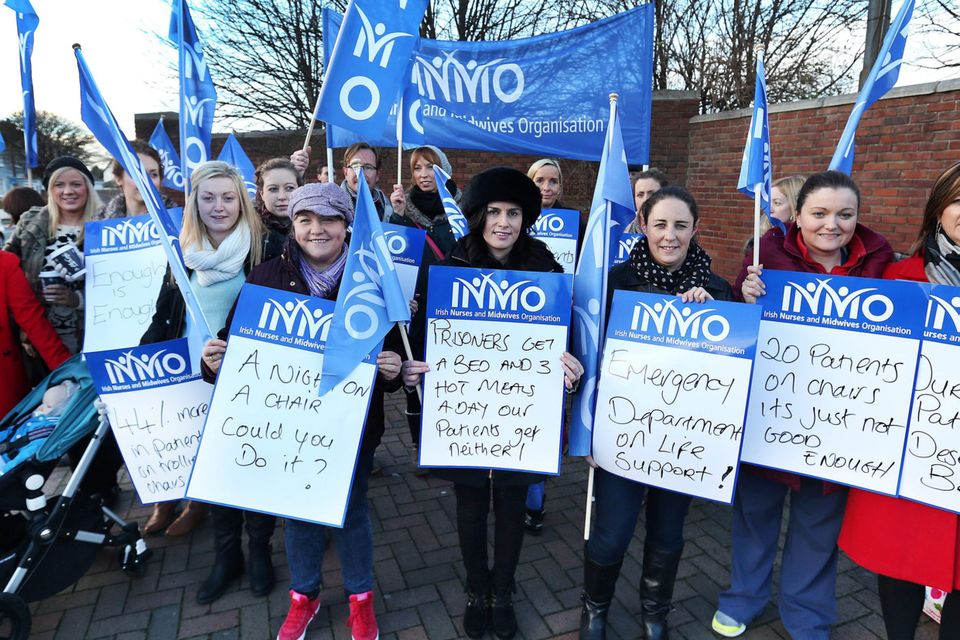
[687,80,960,282]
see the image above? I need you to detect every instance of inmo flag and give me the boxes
[4,0,39,168]
[217,134,257,199]
[568,102,635,456]
[737,54,780,233]
[75,44,212,347]
[433,165,468,240]
[318,168,410,395]
[148,119,185,192]
[829,0,915,175]
[316,0,428,139]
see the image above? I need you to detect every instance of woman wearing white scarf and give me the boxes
[140,161,283,604]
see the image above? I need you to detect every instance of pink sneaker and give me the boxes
[347,591,379,640]
[277,590,321,640]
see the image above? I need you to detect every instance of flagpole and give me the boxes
[398,323,422,403]
[303,91,321,152]
[396,97,404,185]
[326,128,335,184]
[584,91,619,543]
[752,184,762,268]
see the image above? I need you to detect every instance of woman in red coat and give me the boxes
[0,250,72,416]
[839,162,960,640]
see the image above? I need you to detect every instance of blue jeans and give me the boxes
[718,472,847,640]
[285,449,374,598]
[586,467,692,565]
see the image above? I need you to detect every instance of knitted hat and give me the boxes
[288,182,354,225]
[460,167,542,228]
[42,156,95,190]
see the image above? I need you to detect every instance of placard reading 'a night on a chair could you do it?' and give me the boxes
[592,291,761,504]
[186,284,379,527]
[419,267,573,475]
[741,270,927,495]
[899,284,960,514]
[86,338,210,504]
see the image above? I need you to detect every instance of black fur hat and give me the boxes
[460,166,542,228]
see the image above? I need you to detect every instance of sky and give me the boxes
[0,0,957,148]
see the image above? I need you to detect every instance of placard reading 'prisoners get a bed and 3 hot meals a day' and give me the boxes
[741,270,927,495]
[528,208,579,274]
[86,338,211,503]
[186,284,379,527]
[899,284,960,514]
[83,214,170,353]
[419,266,573,475]
[592,291,762,503]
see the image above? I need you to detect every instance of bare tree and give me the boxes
[419,0,580,41]
[917,0,960,69]
[1,111,99,171]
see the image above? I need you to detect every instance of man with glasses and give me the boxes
[290,142,394,221]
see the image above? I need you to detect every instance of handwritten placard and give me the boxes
[383,222,426,303]
[186,284,378,527]
[741,270,926,494]
[83,215,168,352]
[86,339,210,503]
[900,284,960,513]
[611,232,643,266]
[529,208,579,274]
[419,266,573,474]
[592,291,761,503]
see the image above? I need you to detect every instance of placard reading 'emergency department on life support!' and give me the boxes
[186,284,379,527]
[592,291,761,503]
[419,266,573,475]
[741,270,927,495]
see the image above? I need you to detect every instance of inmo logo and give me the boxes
[451,273,546,313]
[780,279,893,322]
[412,51,524,105]
[532,213,565,235]
[258,298,332,340]
[630,299,730,342]
[618,235,641,261]
[926,294,960,332]
[384,230,407,256]
[101,219,160,246]
[104,349,187,385]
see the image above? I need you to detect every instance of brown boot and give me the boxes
[143,501,178,535]
[164,501,208,537]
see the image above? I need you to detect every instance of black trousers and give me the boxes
[455,481,527,594]
[878,574,959,640]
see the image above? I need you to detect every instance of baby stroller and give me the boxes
[0,355,151,639]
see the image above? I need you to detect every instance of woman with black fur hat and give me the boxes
[402,167,584,640]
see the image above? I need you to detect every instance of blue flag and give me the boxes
[0,130,5,153]
[148,119,186,192]
[217,134,257,199]
[568,106,635,456]
[829,0,914,175]
[433,165,468,240]
[323,5,654,164]
[75,46,212,346]
[319,169,411,395]
[737,55,780,232]
[316,0,428,138]
[5,0,38,168]
[169,0,217,180]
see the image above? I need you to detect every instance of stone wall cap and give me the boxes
[653,90,700,101]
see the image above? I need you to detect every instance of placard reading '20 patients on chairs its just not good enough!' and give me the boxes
[186,284,379,527]
[741,270,927,495]
[419,266,573,475]
[592,291,761,503]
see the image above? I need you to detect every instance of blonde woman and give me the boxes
[763,175,805,234]
[141,161,284,603]
[5,156,102,354]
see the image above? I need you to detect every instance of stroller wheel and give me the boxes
[119,543,152,578]
[0,592,31,640]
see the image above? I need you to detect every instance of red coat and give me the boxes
[0,250,72,416]
[839,253,960,591]
[735,224,894,491]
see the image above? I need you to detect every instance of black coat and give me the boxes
[140,231,285,345]
[411,234,565,488]
[202,238,403,454]
[605,258,734,310]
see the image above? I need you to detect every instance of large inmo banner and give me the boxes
[419,267,573,475]
[187,284,379,527]
[592,291,761,503]
[741,271,926,494]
